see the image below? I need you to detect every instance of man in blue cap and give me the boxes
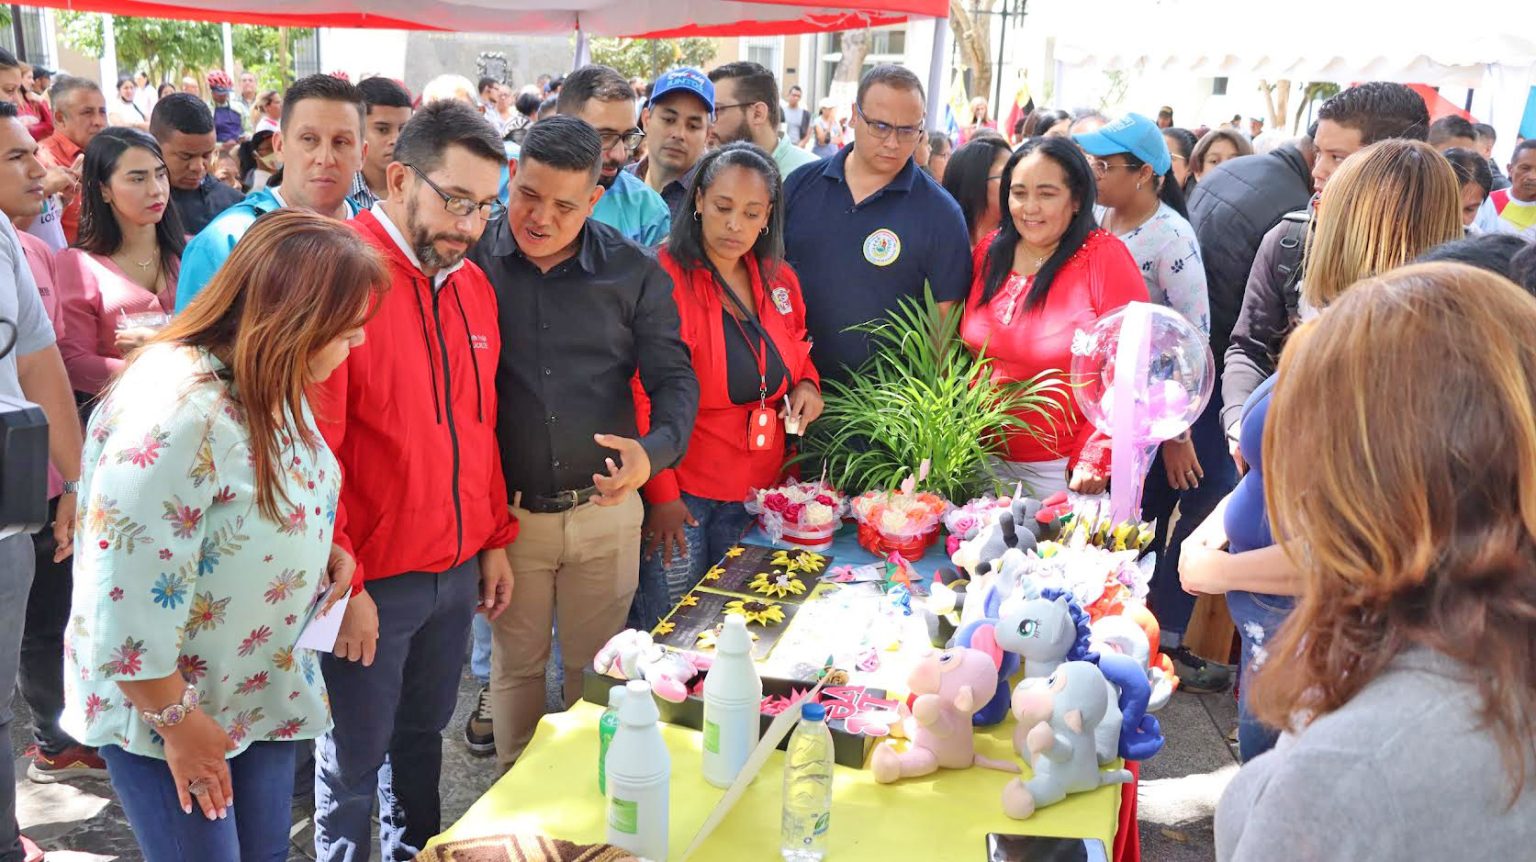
[627,67,713,218]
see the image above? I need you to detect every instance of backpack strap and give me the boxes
[1274,210,1311,323]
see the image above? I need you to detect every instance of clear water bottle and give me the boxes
[780,702,834,861]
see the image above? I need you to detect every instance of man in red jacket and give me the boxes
[312,99,516,862]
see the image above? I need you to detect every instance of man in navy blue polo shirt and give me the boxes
[783,64,972,382]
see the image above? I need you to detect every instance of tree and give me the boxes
[57,13,306,92]
[1259,79,1292,133]
[950,0,998,109]
[829,26,872,99]
[588,37,717,81]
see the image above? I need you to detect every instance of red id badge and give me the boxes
[748,406,778,451]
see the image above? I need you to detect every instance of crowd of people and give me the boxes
[0,42,1532,862]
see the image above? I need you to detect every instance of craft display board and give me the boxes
[696,543,830,603]
[652,586,800,661]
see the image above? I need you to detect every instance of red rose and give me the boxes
[815,494,835,506]
[763,494,789,514]
[785,503,806,521]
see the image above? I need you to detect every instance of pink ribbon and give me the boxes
[1110,303,1154,523]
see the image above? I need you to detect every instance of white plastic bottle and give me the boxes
[780,702,834,861]
[605,680,670,861]
[701,613,763,788]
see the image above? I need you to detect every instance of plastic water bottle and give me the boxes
[780,702,834,861]
[598,684,627,795]
[605,680,670,861]
[702,613,763,788]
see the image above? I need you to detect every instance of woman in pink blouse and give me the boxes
[57,127,184,399]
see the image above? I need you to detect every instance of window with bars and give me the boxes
[0,8,53,68]
[740,36,783,78]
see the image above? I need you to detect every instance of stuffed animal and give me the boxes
[593,629,712,703]
[1002,661,1134,820]
[996,588,1094,680]
[1090,611,1175,713]
[869,647,1021,783]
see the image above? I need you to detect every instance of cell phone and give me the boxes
[986,833,1109,862]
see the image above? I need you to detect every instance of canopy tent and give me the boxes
[24,0,947,38]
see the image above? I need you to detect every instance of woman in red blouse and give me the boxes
[631,142,823,628]
[962,135,1148,496]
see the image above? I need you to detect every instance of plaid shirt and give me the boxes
[349,172,382,211]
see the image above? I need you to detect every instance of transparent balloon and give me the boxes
[1070,302,1214,445]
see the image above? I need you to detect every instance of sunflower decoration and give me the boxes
[696,623,760,651]
[724,599,787,626]
[770,549,826,574]
[750,571,808,599]
[677,593,700,608]
[724,546,746,559]
[703,565,726,582]
[652,619,676,636]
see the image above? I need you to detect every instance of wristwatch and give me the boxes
[61,479,79,495]
[139,685,201,729]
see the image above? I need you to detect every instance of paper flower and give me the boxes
[652,620,676,636]
[703,565,725,582]
[678,593,700,608]
[696,623,760,651]
[750,571,808,598]
[771,549,827,574]
[725,599,786,626]
[724,546,745,559]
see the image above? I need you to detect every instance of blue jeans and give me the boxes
[101,741,299,862]
[1226,589,1295,762]
[315,559,480,862]
[1144,391,1239,637]
[469,615,491,684]
[628,494,755,631]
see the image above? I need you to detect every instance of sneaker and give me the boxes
[1162,645,1233,694]
[464,684,495,756]
[26,743,108,783]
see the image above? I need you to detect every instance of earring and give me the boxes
[1136,181,1143,191]
[761,225,768,235]
[693,211,701,222]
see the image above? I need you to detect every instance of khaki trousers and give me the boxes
[490,494,643,769]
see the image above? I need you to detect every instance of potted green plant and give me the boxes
[796,286,1066,504]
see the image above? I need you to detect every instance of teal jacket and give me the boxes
[174,187,358,312]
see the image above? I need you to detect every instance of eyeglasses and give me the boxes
[1087,157,1141,177]
[597,129,646,151]
[854,104,925,143]
[407,164,507,221]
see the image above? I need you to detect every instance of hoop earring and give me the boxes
[693,211,701,221]
[761,225,768,235]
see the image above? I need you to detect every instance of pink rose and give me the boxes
[815,494,835,506]
[763,494,789,514]
[785,503,807,522]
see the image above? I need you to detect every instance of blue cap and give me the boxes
[1073,113,1172,176]
[801,702,825,721]
[648,67,715,119]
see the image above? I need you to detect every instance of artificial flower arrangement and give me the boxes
[850,463,950,561]
[943,494,1017,557]
[745,479,847,552]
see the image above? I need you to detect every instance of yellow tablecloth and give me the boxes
[430,701,1119,860]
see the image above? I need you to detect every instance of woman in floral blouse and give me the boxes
[63,211,385,861]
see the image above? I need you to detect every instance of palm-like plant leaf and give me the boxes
[795,285,1067,501]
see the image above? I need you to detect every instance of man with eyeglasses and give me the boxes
[783,64,972,382]
[552,64,670,246]
[708,61,819,180]
[312,98,518,862]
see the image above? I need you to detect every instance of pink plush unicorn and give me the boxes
[870,647,1021,783]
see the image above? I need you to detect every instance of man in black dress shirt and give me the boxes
[149,94,243,236]
[469,115,697,768]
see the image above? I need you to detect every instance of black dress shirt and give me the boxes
[470,215,699,499]
[171,175,245,237]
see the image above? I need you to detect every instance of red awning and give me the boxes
[24,0,946,37]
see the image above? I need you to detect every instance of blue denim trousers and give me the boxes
[101,741,299,862]
[628,493,755,631]
[315,559,480,862]
[1144,391,1239,637]
[1226,589,1296,762]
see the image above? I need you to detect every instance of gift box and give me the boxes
[581,668,895,769]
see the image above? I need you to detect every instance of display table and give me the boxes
[428,526,1128,860]
[427,700,1120,859]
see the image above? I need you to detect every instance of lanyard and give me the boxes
[707,262,783,409]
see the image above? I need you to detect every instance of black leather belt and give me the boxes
[518,486,600,514]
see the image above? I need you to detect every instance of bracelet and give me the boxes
[139,684,201,729]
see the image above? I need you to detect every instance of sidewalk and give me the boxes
[13,664,1238,860]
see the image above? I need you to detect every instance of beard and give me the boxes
[713,115,752,146]
[598,157,624,189]
[406,196,477,271]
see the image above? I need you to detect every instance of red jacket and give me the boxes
[315,209,517,589]
[960,229,1148,475]
[639,250,819,505]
